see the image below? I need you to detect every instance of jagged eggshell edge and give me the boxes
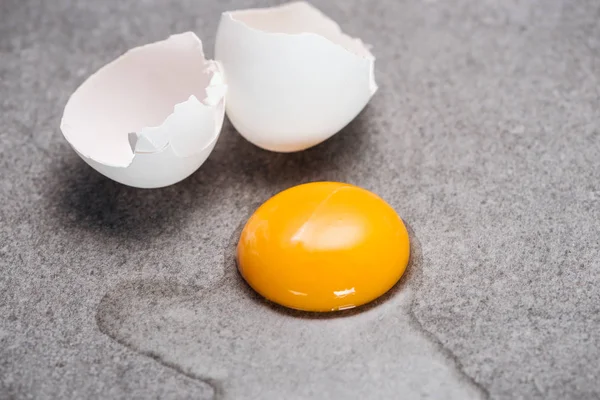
[60,32,226,189]
[215,1,376,153]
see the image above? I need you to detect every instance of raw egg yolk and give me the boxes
[237,182,410,312]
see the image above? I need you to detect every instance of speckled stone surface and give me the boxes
[1,0,599,399]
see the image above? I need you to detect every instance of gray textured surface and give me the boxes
[1,0,599,399]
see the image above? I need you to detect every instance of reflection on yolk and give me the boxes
[237,182,410,312]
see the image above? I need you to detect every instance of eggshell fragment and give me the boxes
[215,1,377,153]
[60,32,226,188]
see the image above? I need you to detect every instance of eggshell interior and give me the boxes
[232,1,375,70]
[60,32,226,188]
[61,32,224,168]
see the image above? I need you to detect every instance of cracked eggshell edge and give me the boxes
[60,32,227,189]
[215,1,377,153]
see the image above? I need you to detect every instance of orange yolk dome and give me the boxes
[236,182,410,312]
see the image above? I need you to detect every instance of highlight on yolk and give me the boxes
[236,182,410,312]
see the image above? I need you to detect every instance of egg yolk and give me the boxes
[237,182,410,312]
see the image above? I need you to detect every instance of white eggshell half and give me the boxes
[215,1,377,153]
[60,32,227,188]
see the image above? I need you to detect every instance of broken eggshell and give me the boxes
[215,1,377,153]
[60,32,226,189]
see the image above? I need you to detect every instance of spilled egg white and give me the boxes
[60,32,227,189]
[215,1,377,153]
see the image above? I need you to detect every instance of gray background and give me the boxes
[1,0,599,399]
